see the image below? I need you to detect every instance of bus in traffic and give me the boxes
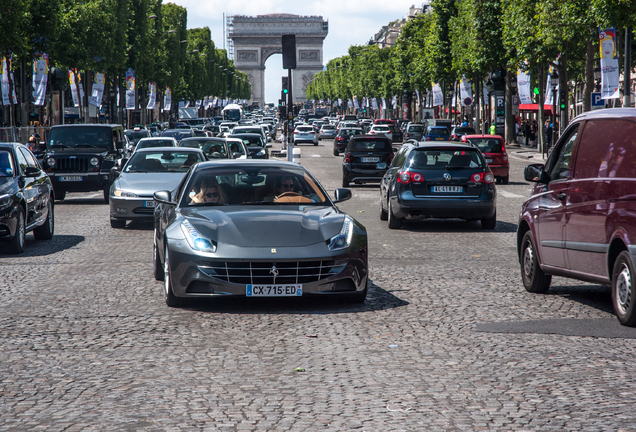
[222,104,243,122]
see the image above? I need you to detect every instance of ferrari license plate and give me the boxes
[432,186,463,193]
[59,176,83,182]
[143,200,155,207]
[361,157,380,163]
[247,284,303,297]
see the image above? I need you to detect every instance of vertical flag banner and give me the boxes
[125,68,136,110]
[451,81,457,108]
[391,96,397,110]
[163,87,171,111]
[432,83,443,107]
[90,72,105,107]
[545,63,559,106]
[483,80,489,105]
[0,57,11,105]
[381,98,387,110]
[415,89,421,107]
[69,70,80,107]
[460,77,473,106]
[371,98,378,110]
[147,82,157,110]
[599,28,620,99]
[516,62,533,104]
[195,100,202,109]
[32,53,49,106]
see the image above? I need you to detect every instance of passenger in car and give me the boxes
[189,178,228,204]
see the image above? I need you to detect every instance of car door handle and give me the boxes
[557,192,566,201]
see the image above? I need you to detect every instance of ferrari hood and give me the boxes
[182,206,345,247]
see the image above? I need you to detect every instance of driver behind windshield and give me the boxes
[263,175,295,202]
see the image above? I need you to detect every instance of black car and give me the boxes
[333,128,363,156]
[342,136,394,187]
[152,159,368,307]
[389,125,403,143]
[230,133,270,159]
[0,143,54,254]
[43,124,126,203]
[379,142,497,230]
[450,126,476,141]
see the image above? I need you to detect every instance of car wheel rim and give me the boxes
[523,242,534,279]
[616,263,632,314]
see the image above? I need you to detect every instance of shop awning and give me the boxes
[519,104,553,114]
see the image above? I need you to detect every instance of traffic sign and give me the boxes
[591,92,604,110]
[463,97,472,106]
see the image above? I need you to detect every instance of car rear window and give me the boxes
[454,127,475,134]
[427,127,449,136]
[340,129,362,136]
[408,126,424,132]
[349,140,390,151]
[407,149,484,169]
[467,138,503,153]
[297,127,313,132]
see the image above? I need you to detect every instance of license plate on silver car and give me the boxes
[59,176,83,181]
[247,284,303,296]
[432,186,463,193]
[361,157,380,163]
[143,200,155,207]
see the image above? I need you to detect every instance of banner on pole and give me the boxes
[32,53,49,106]
[69,69,82,107]
[599,28,620,99]
[0,57,13,105]
[432,83,443,107]
[89,72,105,107]
[163,87,171,111]
[125,68,136,110]
[516,62,533,104]
[147,82,157,110]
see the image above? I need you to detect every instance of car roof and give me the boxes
[180,137,225,142]
[230,133,262,137]
[463,134,503,140]
[135,146,202,153]
[0,142,27,150]
[193,159,307,169]
[573,107,636,122]
[349,135,391,143]
[410,141,476,150]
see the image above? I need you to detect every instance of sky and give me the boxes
[169,0,421,104]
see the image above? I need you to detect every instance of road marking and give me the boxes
[311,155,321,158]
[499,190,525,198]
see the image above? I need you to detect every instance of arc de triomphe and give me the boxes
[229,14,328,106]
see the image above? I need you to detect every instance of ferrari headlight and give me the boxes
[181,219,216,253]
[328,216,354,251]
[90,157,99,167]
[113,189,138,198]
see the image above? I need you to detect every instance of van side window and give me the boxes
[574,120,636,179]
[548,126,579,181]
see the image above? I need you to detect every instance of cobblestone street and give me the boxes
[2,140,635,431]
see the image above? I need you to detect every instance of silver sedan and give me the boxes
[109,147,206,228]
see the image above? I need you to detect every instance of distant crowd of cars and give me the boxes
[4,107,636,330]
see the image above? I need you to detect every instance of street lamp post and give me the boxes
[550,72,559,152]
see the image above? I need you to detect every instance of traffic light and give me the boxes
[282,76,289,95]
[559,89,567,110]
[282,35,296,69]
[490,69,506,91]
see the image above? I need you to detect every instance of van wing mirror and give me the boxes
[524,164,546,183]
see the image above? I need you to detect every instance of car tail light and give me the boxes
[310,131,315,134]
[294,131,299,134]
[389,152,394,162]
[337,136,345,141]
[397,171,424,184]
[503,153,508,162]
[369,131,375,134]
[405,133,410,138]
[344,152,351,163]
[470,172,494,184]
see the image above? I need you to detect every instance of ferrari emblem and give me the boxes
[271,248,276,253]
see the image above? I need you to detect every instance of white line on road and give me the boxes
[499,190,525,198]
[311,154,321,157]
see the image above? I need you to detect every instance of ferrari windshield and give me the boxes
[184,165,328,206]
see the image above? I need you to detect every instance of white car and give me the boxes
[293,125,319,145]
[368,125,393,141]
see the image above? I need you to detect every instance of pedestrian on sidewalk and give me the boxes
[489,122,496,135]
[524,120,531,147]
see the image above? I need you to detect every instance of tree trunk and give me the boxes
[537,63,546,154]
[505,67,515,144]
[583,34,595,112]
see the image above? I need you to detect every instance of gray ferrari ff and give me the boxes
[153,159,368,307]
[109,147,206,228]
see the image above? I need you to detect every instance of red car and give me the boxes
[462,134,509,184]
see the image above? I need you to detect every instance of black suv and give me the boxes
[342,136,394,187]
[43,124,126,202]
[333,128,363,156]
[0,143,54,254]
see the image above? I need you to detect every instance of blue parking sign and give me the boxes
[591,92,604,109]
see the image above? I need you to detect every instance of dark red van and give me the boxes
[518,108,636,326]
